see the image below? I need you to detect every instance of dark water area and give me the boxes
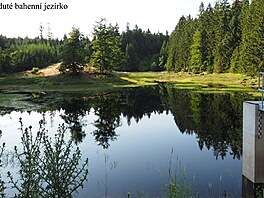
[0,85,258,197]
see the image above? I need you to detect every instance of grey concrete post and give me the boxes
[243,101,264,184]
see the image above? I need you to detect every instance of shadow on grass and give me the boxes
[0,72,135,93]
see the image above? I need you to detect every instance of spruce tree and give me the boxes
[213,0,232,73]
[159,40,169,70]
[125,43,139,71]
[229,0,243,73]
[91,19,125,73]
[239,0,264,75]
[166,16,196,72]
[190,30,202,72]
[60,27,86,75]
[204,3,216,73]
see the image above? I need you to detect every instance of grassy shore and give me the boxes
[121,72,259,94]
[0,70,260,96]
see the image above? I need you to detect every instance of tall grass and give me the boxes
[163,148,197,198]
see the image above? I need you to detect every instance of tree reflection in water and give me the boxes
[0,85,258,197]
[17,85,255,158]
[92,94,121,149]
[54,86,251,158]
[159,84,248,160]
[60,97,90,144]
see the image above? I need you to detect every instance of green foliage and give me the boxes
[201,3,216,73]
[91,19,125,73]
[164,177,194,198]
[159,41,169,70]
[31,67,39,74]
[163,149,195,198]
[60,27,87,75]
[7,118,43,197]
[0,34,63,74]
[230,46,240,73]
[40,124,89,197]
[0,48,11,74]
[138,54,161,71]
[239,0,264,75]
[166,16,197,72]
[229,0,243,73]
[165,0,263,75]
[190,30,203,72]
[9,43,58,72]
[124,43,139,71]
[213,0,232,73]
[121,27,168,71]
[7,119,89,197]
[0,2,262,76]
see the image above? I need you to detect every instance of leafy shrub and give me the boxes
[7,119,89,197]
[31,67,39,74]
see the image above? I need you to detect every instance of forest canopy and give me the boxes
[0,0,263,76]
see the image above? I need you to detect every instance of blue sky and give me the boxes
[0,0,218,39]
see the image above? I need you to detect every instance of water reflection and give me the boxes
[1,85,252,157]
[160,86,246,160]
[92,95,121,149]
[0,85,257,196]
[60,97,89,143]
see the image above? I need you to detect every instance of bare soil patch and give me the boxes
[38,63,62,76]
[25,63,99,77]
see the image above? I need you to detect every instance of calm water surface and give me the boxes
[0,85,255,197]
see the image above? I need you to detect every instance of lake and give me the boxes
[0,85,257,197]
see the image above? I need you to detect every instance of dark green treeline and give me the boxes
[0,36,62,73]
[0,24,168,74]
[166,0,264,75]
[0,0,263,75]
[121,25,169,71]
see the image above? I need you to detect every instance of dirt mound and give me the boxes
[25,63,99,77]
[24,63,61,77]
[38,63,62,76]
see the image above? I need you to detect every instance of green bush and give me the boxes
[7,119,89,197]
[31,67,39,74]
